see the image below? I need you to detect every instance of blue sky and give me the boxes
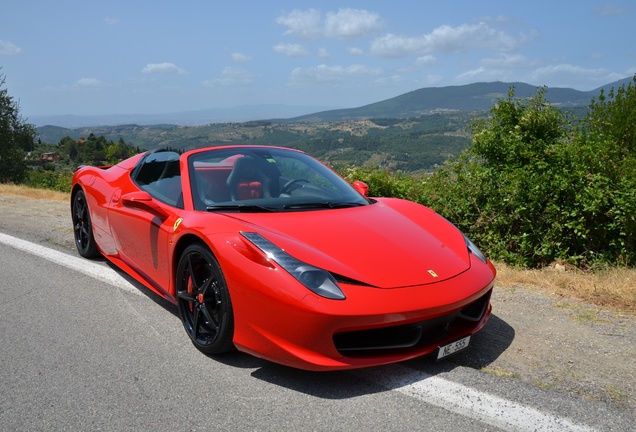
[1,1,634,117]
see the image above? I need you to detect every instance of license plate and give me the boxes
[437,336,470,360]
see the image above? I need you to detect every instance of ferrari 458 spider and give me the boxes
[71,145,496,371]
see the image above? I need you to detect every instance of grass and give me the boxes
[495,262,636,316]
[1,183,634,316]
[481,368,520,379]
[0,183,68,201]
[555,302,611,324]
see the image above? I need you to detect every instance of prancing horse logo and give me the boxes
[427,269,438,278]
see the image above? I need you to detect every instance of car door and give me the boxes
[107,151,183,294]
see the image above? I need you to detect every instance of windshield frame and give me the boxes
[187,147,370,212]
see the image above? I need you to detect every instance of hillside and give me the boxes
[36,113,478,172]
[291,77,632,122]
[35,78,632,172]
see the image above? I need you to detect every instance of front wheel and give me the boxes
[176,244,235,354]
[72,189,100,258]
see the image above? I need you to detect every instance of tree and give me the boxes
[0,71,35,183]
[421,78,636,267]
[564,75,636,265]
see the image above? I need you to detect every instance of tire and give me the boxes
[176,243,235,354]
[72,189,100,258]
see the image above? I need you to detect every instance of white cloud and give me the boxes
[530,64,623,87]
[324,8,384,40]
[348,47,365,56]
[231,52,251,63]
[480,53,537,69]
[141,63,188,74]
[41,78,108,92]
[0,40,22,55]
[75,78,106,88]
[595,4,629,16]
[370,22,520,58]
[372,74,405,86]
[104,17,121,26]
[275,9,322,39]
[369,33,425,58]
[415,55,437,67]
[423,75,444,86]
[455,66,527,85]
[318,48,331,59]
[275,8,384,40]
[456,67,495,82]
[477,15,512,25]
[203,67,255,87]
[290,64,381,84]
[273,43,309,57]
[455,63,626,89]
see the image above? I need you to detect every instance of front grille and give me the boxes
[459,289,492,321]
[333,289,492,357]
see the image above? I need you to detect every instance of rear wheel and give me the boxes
[72,190,100,258]
[176,243,235,354]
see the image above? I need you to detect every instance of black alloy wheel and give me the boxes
[176,243,235,354]
[72,190,100,258]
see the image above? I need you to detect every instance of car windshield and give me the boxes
[187,147,370,212]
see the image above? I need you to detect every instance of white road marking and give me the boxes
[1,231,597,432]
[0,232,143,297]
[357,365,595,432]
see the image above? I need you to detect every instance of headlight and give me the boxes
[464,234,487,264]
[241,232,346,300]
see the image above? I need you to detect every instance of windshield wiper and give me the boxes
[206,204,277,212]
[282,201,366,210]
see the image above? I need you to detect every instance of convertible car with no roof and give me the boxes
[71,145,496,371]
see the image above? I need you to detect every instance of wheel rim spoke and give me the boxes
[73,197,89,250]
[199,305,218,332]
[187,254,204,289]
[177,251,225,346]
[177,290,197,302]
[192,306,202,339]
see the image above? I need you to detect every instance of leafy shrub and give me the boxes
[339,165,426,200]
[25,168,73,193]
[420,79,636,268]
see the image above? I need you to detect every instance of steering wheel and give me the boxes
[282,178,310,194]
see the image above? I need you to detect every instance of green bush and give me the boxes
[25,168,73,193]
[342,78,636,268]
[420,79,636,268]
[339,165,426,201]
[1,72,34,183]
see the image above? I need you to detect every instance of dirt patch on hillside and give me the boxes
[1,193,634,412]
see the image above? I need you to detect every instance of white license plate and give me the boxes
[437,336,471,360]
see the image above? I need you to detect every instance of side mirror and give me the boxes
[352,180,369,197]
[121,191,168,218]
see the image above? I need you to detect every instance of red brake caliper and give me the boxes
[188,277,195,313]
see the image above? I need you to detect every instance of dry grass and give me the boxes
[0,183,68,201]
[495,262,636,316]
[1,183,634,315]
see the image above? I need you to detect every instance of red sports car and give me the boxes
[71,145,496,371]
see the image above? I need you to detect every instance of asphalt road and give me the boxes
[0,231,633,431]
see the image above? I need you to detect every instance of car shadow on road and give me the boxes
[443,314,516,370]
[243,314,515,399]
[103,260,180,318]
[102,259,516,400]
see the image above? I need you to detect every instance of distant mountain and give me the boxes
[31,77,633,128]
[29,104,335,128]
[290,77,634,122]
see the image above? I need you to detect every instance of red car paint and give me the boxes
[71,145,495,371]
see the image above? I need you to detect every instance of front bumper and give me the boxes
[222,244,496,371]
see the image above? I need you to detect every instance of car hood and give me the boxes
[227,198,471,288]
